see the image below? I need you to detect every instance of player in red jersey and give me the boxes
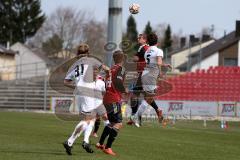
[96,50,128,156]
[128,34,164,126]
[133,33,171,127]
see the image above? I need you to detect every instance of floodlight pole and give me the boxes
[106,0,123,67]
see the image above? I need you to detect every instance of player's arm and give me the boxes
[113,67,128,93]
[100,64,110,72]
[133,55,139,62]
[157,56,163,67]
[64,68,76,89]
[64,79,75,89]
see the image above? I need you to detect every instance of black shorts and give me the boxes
[104,102,122,123]
[132,72,143,94]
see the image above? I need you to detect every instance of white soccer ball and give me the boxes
[129,3,140,14]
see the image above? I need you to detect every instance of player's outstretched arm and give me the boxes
[64,79,75,89]
[101,64,110,72]
[132,55,139,62]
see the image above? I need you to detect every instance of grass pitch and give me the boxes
[0,111,240,160]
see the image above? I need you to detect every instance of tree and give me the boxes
[124,15,138,56]
[42,34,63,58]
[0,0,45,45]
[144,21,153,35]
[126,15,138,42]
[29,7,91,56]
[82,20,107,58]
[162,24,173,52]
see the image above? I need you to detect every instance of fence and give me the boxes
[0,61,47,81]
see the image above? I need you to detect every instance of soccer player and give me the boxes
[63,43,110,155]
[133,33,171,127]
[128,34,164,126]
[127,34,148,125]
[96,50,128,156]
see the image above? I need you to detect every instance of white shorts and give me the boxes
[141,69,159,93]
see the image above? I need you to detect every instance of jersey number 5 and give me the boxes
[146,54,151,64]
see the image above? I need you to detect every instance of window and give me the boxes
[224,58,238,66]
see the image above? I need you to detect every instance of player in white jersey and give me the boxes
[134,33,171,127]
[63,43,110,155]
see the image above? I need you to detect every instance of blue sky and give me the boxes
[41,0,240,37]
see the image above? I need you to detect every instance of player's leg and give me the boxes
[92,117,101,137]
[103,102,122,156]
[128,94,139,125]
[88,103,110,141]
[82,118,95,153]
[97,104,113,149]
[128,73,143,125]
[150,100,164,123]
[95,105,110,149]
[63,120,88,155]
[103,123,122,156]
[133,93,153,127]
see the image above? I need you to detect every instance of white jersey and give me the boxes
[65,56,102,84]
[65,56,105,112]
[144,46,164,69]
[74,78,105,112]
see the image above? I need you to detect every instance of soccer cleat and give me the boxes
[103,148,116,156]
[132,115,141,127]
[127,120,134,125]
[63,141,72,155]
[82,141,94,153]
[95,143,105,150]
[134,122,140,128]
[92,132,98,138]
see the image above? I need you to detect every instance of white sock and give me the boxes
[83,120,95,144]
[67,121,87,146]
[103,120,110,126]
[137,100,149,117]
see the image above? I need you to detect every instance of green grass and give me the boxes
[0,111,240,160]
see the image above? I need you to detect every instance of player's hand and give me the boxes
[165,64,172,70]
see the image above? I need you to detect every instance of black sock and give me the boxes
[131,98,139,115]
[99,125,111,145]
[105,128,118,149]
[93,119,101,133]
[150,100,159,113]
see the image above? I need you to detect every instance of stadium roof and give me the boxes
[0,45,17,55]
[177,31,240,70]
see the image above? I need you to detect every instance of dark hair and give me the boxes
[113,50,125,64]
[138,33,147,40]
[147,33,158,46]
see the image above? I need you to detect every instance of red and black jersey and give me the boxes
[103,64,126,105]
[135,44,149,72]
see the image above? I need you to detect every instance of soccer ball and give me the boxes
[129,3,140,14]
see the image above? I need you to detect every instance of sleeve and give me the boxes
[92,58,103,70]
[135,46,145,59]
[157,49,164,58]
[113,66,126,93]
[65,67,75,80]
